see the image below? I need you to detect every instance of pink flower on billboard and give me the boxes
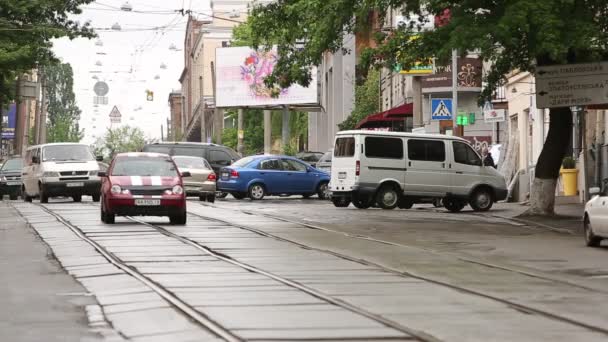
[240,50,288,98]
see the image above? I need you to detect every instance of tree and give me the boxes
[96,126,145,159]
[0,0,95,104]
[339,68,380,131]
[247,0,608,216]
[46,62,83,143]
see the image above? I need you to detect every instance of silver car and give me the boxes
[316,150,332,174]
[173,156,217,202]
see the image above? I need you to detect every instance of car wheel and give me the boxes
[444,198,466,213]
[302,194,313,199]
[207,194,215,203]
[216,192,228,199]
[469,188,494,212]
[92,194,100,202]
[584,216,602,247]
[352,196,372,209]
[101,199,115,224]
[39,185,49,204]
[376,185,399,210]
[73,195,82,203]
[199,195,207,202]
[317,182,330,200]
[170,212,187,225]
[9,193,18,201]
[398,198,414,209]
[331,197,351,208]
[432,198,443,208]
[248,184,265,200]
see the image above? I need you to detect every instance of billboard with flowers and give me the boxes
[215,46,318,108]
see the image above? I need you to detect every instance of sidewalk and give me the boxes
[0,203,103,342]
[491,202,584,234]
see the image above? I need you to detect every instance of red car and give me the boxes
[98,152,189,225]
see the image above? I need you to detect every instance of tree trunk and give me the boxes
[523,107,572,216]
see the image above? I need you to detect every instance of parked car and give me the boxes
[99,152,189,225]
[172,156,217,202]
[142,142,240,175]
[217,155,330,200]
[330,130,508,212]
[583,185,608,247]
[22,143,103,203]
[296,151,324,168]
[316,150,332,174]
[0,157,23,200]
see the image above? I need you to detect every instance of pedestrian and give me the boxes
[482,147,496,168]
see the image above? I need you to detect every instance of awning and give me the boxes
[355,102,413,129]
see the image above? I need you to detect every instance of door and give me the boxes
[404,139,451,196]
[257,159,285,194]
[208,149,234,174]
[281,159,314,193]
[450,141,484,196]
[360,136,406,191]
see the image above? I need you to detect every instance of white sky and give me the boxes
[52,0,212,145]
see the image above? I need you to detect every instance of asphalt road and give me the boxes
[4,196,608,341]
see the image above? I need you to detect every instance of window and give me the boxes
[172,147,203,158]
[334,137,355,157]
[173,156,211,170]
[143,145,171,155]
[209,150,232,166]
[365,137,403,159]
[259,159,281,170]
[111,157,178,177]
[42,145,94,162]
[318,152,332,163]
[1,158,23,171]
[281,159,307,172]
[453,142,482,166]
[407,140,445,162]
[232,156,255,168]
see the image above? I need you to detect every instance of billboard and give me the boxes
[215,46,318,108]
[1,103,16,140]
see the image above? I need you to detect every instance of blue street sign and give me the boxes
[431,98,452,120]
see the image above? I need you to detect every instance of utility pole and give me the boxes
[161,124,164,141]
[451,49,460,136]
[237,108,244,155]
[412,76,422,130]
[282,106,290,149]
[14,76,24,155]
[210,61,222,144]
[264,110,271,154]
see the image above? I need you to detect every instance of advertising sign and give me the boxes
[421,57,482,89]
[1,103,16,140]
[215,46,318,108]
[483,109,506,123]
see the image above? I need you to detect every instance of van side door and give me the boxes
[404,139,451,196]
[361,136,406,192]
[450,141,483,196]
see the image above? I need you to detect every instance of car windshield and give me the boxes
[42,145,94,162]
[318,152,332,163]
[1,158,23,171]
[173,156,211,170]
[111,157,178,177]
[232,156,255,167]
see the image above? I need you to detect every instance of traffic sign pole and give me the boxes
[451,49,461,136]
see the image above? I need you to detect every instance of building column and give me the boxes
[282,107,290,148]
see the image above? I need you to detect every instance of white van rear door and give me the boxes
[331,136,357,191]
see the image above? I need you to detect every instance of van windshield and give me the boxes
[334,137,355,157]
[42,145,94,162]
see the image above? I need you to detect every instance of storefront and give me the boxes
[355,103,413,131]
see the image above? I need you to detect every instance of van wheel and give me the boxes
[584,216,602,247]
[376,185,399,210]
[433,198,443,208]
[248,184,265,200]
[232,193,246,200]
[398,198,414,209]
[92,194,100,202]
[216,192,228,199]
[73,195,82,203]
[352,194,372,209]
[207,194,216,203]
[444,198,466,213]
[469,188,494,212]
[332,197,351,208]
[317,182,330,200]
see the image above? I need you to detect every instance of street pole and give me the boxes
[39,71,47,144]
[237,108,244,155]
[14,76,24,155]
[161,124,164,141]
[264,110,271,154]
[451,49,460,136]
[412,76,422,131]
[282,106,290,149]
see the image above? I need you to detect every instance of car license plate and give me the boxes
[66,182,84,187]
[135,199,160,206]
[338,172,347,179]
[221,172,229,178]
[6,181,20,186]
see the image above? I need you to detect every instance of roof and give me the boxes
[115,152,170,158]
[355,102,413,129]
[27,143,90,150]
[336,130,468,142]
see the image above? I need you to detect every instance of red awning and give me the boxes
[355,103,413,129]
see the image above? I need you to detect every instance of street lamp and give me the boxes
[121,2,133,12]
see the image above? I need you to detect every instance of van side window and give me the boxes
[210,150,233,166]
[407,140,445,162]
[453,142,482,166]
[365,137,403,159]
[172,147,202,157]
[334,137,355,157]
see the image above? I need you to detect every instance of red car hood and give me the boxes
[109,176,181,187]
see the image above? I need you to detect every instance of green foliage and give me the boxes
[222,127,237,150]
[562,156,576,169]
[0,0,95,104]
[246,0,608,102]
[95,126,145,159]
[282,142,298,156]
[46,62,83,143]
[338,68,380,131]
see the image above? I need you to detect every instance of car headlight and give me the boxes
[111,185,122,194]
[89,170,98,176]
[43,172,59,177]
[172,185,184,195]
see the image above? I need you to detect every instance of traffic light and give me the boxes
[469,112,476,124]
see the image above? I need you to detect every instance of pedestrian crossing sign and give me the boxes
[431,99,452,120]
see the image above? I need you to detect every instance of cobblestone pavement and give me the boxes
[5,197,608,341]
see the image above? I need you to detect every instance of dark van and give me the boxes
[142,142,240,174]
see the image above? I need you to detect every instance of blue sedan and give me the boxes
[217,155,330,200]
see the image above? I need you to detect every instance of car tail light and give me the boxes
[355,160,360,176]
[230,170,239,178]
[207,173,217,181]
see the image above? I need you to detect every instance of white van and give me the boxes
[330,130,507,212]
[22,143,102,203]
